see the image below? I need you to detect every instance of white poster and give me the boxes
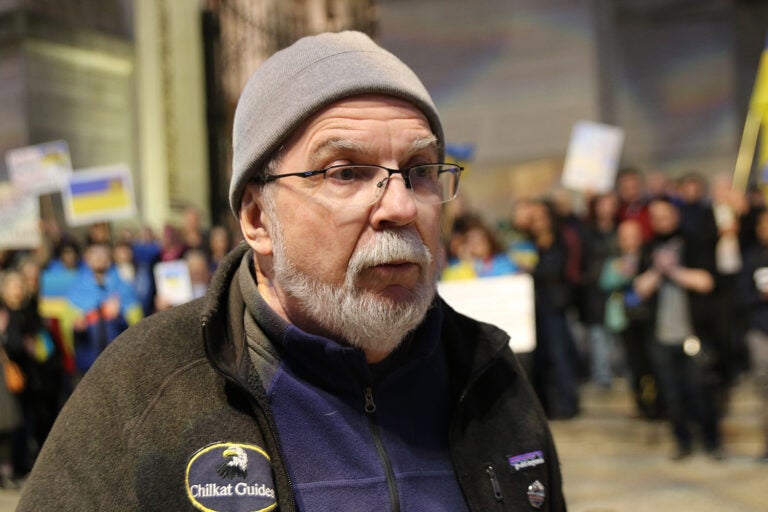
[0,183,41,250]
[154,260,193,306]
[5,140,72,195]
[61,164,136,226]
[561,121,625,193]
[438,274,536,353]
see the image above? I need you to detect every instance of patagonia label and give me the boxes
[507,450,545,472]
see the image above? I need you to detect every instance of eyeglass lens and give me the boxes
[324,164,459,207]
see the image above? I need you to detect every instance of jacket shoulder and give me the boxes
[18,299,220,510]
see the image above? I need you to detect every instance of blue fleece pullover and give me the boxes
[242,268,469,511]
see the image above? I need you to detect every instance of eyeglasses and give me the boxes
[257,163,463,208]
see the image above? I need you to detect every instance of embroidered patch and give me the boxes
[185,442,277,512]
[507,450,545,472]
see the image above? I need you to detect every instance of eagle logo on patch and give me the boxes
[217,445,249,479]
[186,442,277,512]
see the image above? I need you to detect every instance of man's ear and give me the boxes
[239,185,273,256]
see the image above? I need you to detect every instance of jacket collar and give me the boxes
[200,243,515,395]
[200,242,250,381]
[235,251,446,390]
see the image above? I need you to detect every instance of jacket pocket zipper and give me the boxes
[485,464,504,502]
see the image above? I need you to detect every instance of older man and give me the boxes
[18,31,565,511]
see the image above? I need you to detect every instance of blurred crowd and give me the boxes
[442,168,768,463]
[1,168,768,487]
[0,207,239,487]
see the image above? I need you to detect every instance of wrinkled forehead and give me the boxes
[284,94,438,155]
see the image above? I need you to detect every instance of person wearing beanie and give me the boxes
[18,31,565,511]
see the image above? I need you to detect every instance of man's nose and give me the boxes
[370,174,418,228]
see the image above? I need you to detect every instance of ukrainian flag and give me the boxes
[70,176,130,215]
[751,33,768,167]
[735,33,768,192]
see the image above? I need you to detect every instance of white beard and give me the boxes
[270,219,436,355]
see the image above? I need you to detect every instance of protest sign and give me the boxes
[154,260,193,306]
[437,274,536,353]
[0,183,41,250]
[5,140,72,195]
[62,164,136,226]
[561,121,625,193]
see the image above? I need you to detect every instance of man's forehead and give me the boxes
[283,94,439,162]
[310,134,439,158]
[297,93,433,133]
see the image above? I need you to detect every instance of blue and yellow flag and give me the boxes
[751,34,768,168]
[70,176,131,215]
[735,34,768,192]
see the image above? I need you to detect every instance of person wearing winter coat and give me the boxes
[19,31,565,511]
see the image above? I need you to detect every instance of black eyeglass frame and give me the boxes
[258,162,462,184]
[255,162,463,204]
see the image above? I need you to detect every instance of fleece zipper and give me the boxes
[364,386,400,512]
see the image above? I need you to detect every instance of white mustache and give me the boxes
[348,230,432,276]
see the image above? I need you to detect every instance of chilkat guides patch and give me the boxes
[186,442,277,512]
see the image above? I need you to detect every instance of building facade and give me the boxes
[0,0,765,233]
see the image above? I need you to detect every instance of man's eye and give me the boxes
[328,166,376,182]
[410,165,438,180]
[335,166,358,181]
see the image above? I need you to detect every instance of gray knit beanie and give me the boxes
[229,30,444,214]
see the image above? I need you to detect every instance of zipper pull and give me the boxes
[485,464,503,502]
[364,386,376,413]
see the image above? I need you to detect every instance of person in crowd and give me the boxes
[181,205,209,254]
[131,225,162,316]
[0,270,51,479]
[634,197,723,460]
[154,249,212,311]
[41,239,81,291]
[185,249,212,299]
[19,31,565,510]
[740,183,767,252]
[12,257,65,464]
[159,223,186,262]
[582,192,621,389]
[39,238,82,376]
[85,221,112,246]
[17,258,42,300]
[442,214,517,280]
[739,207,768,463]
[529,199,580,419]
[0,307,22,489]
[113,241,137,290]
[441,214,480,281]
[464,218,518,277]
[677,172,734,405]
[550,188,586,291]
[502,197,539,272]
[599,219,661,418]
[710,173,749,380]
[0,273,28,486]
[66,243,143,375]
[677,172,715,238]
[616,168,653,241]
[646,170,675,200]
[208,224,233,273]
